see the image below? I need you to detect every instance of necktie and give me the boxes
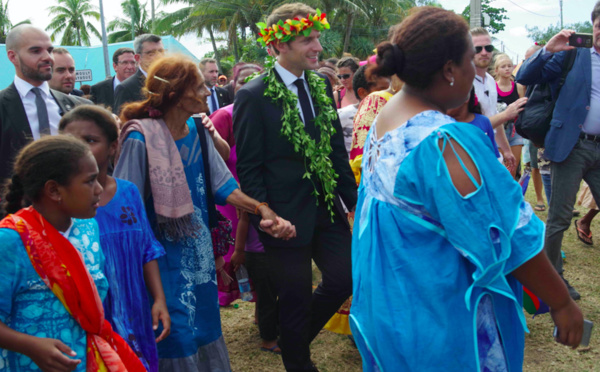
[31,87,50,136]
[293,79,317,139]
[210,88,218,113]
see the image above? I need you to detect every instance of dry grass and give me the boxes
[221,185,600,371]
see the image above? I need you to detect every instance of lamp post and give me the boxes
[470,0,482,29]
[99,0,111,79]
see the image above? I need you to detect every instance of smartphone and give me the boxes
[554,319,593,347]
[569,33,593,48]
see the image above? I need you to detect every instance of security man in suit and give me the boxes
[0,25,85,184]
[48,48,93,105]
[200,58,231,114]
[90,47,136,108]
[113,34,164,115]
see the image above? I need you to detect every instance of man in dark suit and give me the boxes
[516,1,600,300]
[0,25,85,184]
[200,58,231,114]
[113,34,164,115]
[90,47,136,108]
[233,4,357,371]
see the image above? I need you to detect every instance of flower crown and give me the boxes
[256,9,329,47]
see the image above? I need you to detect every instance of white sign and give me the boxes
[75,69,92,82]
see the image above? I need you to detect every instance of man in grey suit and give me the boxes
[0,25,83,184]
[90,47,136,108]
[112,34,164,115]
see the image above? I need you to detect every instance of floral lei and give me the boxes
[256,9,329,47]
[257,56,340,220]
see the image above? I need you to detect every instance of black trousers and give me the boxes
[264,204,352,372]
[245,251,279,341]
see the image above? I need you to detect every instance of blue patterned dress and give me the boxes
[114,118,238,371]
[350,111,544,372]
[95,178,165,372]
[0,218,108,371]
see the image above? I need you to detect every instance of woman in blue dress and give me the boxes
[60,105,170,372]
[350,7,584,372]
[114,56,296,371]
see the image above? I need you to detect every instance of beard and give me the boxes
[474,58,490,70]
[18,55,52,81]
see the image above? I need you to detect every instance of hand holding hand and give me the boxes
[152,299,171,343]
[551,299,583,348]
[28,337,81,372]
[258,205,297,240]
[504,97,528,121]
[546,29,576,53]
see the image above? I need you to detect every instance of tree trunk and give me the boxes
[208,28,222,72]
[76,26,82,46]
[232,27,239,64]
[342,13,354,54]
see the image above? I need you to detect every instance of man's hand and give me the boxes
[257,205,297,240]
[503,97,528,121]
[546,30,576,54]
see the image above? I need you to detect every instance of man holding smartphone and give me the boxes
[516,1,600,301]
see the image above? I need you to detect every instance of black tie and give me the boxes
[293,79,317,139]
[31,87,50,135]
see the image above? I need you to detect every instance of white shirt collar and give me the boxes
[139,67,148,77]
[14,75,50,99]
[274,62,306,88]
[113,76,121,90]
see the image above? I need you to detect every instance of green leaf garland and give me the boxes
[262,57,339,220]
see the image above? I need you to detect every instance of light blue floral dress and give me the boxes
[0,218,108,371]
[350,111,544,372]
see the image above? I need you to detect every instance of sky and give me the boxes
[6,0,598,62]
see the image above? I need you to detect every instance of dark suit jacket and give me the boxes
[90,77,115,108]
[113,69,145,114]
[516,48,592,163]
[233,71,357,247]
[205,86,232,114]
[0,83,84,183]
[71,88,84,97]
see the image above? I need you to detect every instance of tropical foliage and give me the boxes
[0,0,30,44]
[107,0,153,43]
[526,21,593,45]
[46,0,101,46]
[462,0,508,34]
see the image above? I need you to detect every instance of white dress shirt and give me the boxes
[13,76,62,140]
[274,62,316,124]
[113,76,122,91]
[473,72,498,116]
[208,87,218,114]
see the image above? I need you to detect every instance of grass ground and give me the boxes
[220,184,600,371]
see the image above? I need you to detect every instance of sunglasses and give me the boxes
[475,45,494,54]
[337,73,351,80]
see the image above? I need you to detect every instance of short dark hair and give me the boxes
[592,0,600,22]
[371,7,470,90]
[112,47,135,64]
[134,34,161,55]
[52,47,70,55]
[59,105,119,143]
[337,56,360,73]
[352,65,369,100]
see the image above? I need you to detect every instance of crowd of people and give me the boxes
[0,0,597,371]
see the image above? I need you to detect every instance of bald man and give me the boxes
[0,25,83,183]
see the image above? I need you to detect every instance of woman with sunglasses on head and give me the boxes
[114,55,296,371]
[350,7,583,371]
[335,56,360,108]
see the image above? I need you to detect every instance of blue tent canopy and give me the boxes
[0,35,199,88]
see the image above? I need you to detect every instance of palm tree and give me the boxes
[107,0,152,43]
[46,0,101,46]
[0,0,31,44]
